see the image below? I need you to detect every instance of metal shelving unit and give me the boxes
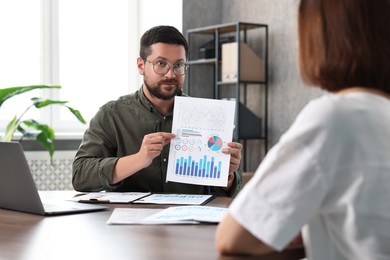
[185,22,269,170]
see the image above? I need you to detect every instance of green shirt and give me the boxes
[72,87,242,196]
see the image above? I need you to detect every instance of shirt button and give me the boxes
[163,158,167,162]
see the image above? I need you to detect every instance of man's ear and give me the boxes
[137,57,145,75]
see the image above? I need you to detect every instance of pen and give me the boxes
[79,199,111,203]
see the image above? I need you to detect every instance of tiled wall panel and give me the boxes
[25,151,76,191]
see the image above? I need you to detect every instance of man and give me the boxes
[72,25,243,196]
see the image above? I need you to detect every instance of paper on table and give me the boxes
[69,192,151,203]
[106,208,182,225]
[132,193,214,205]
[166,96,236,187]
[106,206,228,225]
[143,206,228,223]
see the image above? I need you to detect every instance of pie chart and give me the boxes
[207,136,223,151]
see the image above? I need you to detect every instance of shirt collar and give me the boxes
[138,85,183,115]
[138,86,155,112]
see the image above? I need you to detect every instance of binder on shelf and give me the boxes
[236,102,262,139]
[222,42,264,82]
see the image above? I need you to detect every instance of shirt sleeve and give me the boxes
[228,169,243,197]
[211,169,243,197]
[72,107,120,191]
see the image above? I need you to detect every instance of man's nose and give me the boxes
[164,66,176,77]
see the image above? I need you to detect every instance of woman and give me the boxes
[215,0,390,259]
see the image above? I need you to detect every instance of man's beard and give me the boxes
[144,78,182,100]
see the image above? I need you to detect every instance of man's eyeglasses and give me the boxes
[144,59,189,76]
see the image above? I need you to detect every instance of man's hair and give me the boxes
[298,0,390,93]
[139,25,188,60]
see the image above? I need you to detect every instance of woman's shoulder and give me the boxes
[297,94,344,123]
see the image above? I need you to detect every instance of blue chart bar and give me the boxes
[175,155,222,179]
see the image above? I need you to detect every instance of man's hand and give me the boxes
[222,142,243,174]
[112,132,175,185]
[138,132,176,168]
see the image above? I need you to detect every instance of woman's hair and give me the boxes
[139,25,188,60]
[298,0,390,93]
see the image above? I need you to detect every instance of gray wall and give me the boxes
[183,0,324,171]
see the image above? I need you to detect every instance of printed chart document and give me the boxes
[106,206,228,225]
[132,193,214,205]
[167,96,236,187]
[69,192,151,203]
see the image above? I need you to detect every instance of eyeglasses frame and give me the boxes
[144,59,189,76]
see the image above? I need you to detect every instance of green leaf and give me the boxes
[32,99,86,124]
[17,125,37,139]
[2,116,18,141]
[66,106,86,124]
[21,119,55,139]
[0,85,61,108]
[36,132,55,159]
[34,99,69,108]
[20,119,55,162]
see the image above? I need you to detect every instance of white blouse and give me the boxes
[230,92,390,260]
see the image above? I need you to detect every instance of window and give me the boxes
[0,0,182,138]
[56,0,131,132]
[0,0,41,123]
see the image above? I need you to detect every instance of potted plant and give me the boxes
[0,85,86,162]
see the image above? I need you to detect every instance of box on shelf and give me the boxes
[198,36,235,59]
[222,42,264,82]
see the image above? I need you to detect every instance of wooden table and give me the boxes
[0,191,305,260]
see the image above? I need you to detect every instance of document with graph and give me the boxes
[166,96,236,187]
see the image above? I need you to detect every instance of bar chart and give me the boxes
[175,155,222,179]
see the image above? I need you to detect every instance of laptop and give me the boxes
[0,141,108,215]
